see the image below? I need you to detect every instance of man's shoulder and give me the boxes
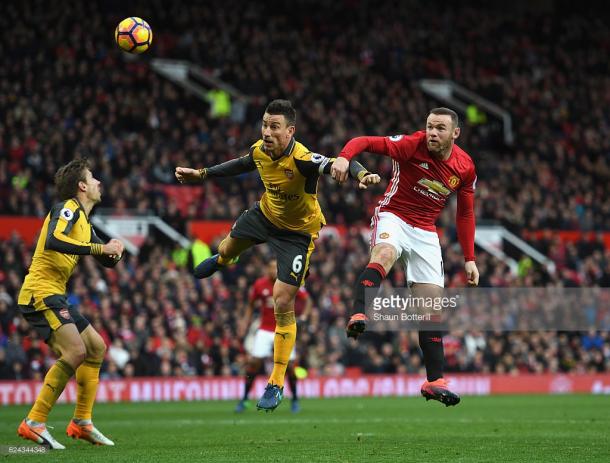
[53,198,79,210]
[292,140,315,160]
[453,144,475,167]
[251,139,264,149]
[293,150,328,164]
[51,198,81,221]
[387,130,426,144]
[388,131,426,160]
[250,139,265,155]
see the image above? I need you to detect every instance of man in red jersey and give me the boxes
[331,108,479,406]
[235,259,312,413]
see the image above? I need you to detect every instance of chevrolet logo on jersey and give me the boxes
[417,178,451,196]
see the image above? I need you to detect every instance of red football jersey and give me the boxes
[249,277,309,332]
[340,131,477,261]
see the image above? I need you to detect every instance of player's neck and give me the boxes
[430,144,453,161]
[76,195,95,217]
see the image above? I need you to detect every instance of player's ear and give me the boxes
[287,125,296,137]
[453,126,460,140]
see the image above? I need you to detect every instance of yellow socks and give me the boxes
[217,255,239,266]
[27,356,102,423]
[269,311,297,388]
[74,358,103,421]
[27,359,75,423]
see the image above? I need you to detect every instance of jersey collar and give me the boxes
[73,197,90,222]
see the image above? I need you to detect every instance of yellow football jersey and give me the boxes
[251,138,331,236]
[18,198,105,306]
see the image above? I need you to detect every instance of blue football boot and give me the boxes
[256,384,284,412]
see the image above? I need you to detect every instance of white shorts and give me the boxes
[371,211,444,287]
[247,328,296,361]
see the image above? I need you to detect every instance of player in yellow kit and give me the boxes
[176,99,380,411]
[16,159,124,449]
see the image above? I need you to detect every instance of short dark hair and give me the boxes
[55,158,90,200]
[428,107,459,128]
[265,99,296,126]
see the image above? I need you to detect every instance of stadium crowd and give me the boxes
[2,1,609,231]
[1,0,609,380]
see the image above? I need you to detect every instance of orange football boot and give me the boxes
[66,420,115,446]
[18,419,65,449]
[420,378,461,406]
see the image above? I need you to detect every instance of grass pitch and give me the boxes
[1,395,609,462]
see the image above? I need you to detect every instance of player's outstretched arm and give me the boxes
[175,152,257,184]
[332,135,415,182]
[327,157,380,189]
[293,152,379,189]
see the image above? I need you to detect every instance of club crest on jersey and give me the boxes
[448,175,460,188]
[417,178,451,196]
[59,208,74,221]
[380,232,390,239]
[284,169,294,179]
[59,308,70,320]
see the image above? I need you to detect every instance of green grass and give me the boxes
[1,395,609,462]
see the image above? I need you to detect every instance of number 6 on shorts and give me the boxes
[292,255,303,273]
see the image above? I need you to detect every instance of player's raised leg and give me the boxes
[18,323,85,450]
[257,280,299,411]
[412,282,460,406]
[66,325,114,445]
[346,242,397,339]
[193,234,254,279]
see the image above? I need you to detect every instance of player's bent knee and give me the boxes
[88,337,107,360]
[64,344,87,368]
[370,244,398,270]
[273,293,292,312]
[273,280,298,314]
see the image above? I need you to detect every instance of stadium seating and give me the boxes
[1,0,609,379]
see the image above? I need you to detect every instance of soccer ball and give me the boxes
[115,17,153,54]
